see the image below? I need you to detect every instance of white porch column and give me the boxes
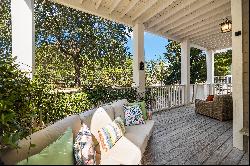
[132,23,145,94]
[231,0,244,150]
[181,39,190,104]
[11,0,35,78]
[206,50,214,95]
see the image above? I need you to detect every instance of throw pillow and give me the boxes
[74,124,95,165]
[128,101,147,120]
[17,127,73,165]
[98,118,125,153]
[123,104,145,126]
[114,116,126,134]
[206,95,214,101]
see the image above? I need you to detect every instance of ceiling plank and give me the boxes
[120,0,141,18]
[147,0,197,28]
[80,0,86,4]
[162,7,231,37]
[192,33,232,45]
[132,0,158,21]
[95,0,103,10]
[155,0,213,31]
[174,15,231,39]
[109,0,122,14]
[51,0,133,26]
[157,0,230,32]
[141,0,176,24]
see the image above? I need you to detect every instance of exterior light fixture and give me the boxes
[220,18,232,33]
[139,61,144,70]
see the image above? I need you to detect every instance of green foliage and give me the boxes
[145,59,168,86]
[34,0,132,87]
[0,56,33,151]
[0,0,11,58]
[214,50,232,76]
[163,40,207,84]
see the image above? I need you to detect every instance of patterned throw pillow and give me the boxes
[123,104,145,126]
[114,116,126,134]
[74,124,95,165]
[98,117,125,152]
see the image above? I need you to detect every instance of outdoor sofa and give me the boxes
[1,99,155,165]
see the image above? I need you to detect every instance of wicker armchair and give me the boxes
[195,94,233,121]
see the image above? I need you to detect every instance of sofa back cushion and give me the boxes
[90,106,114,143]
[111,99,128,121]
[1,115,81,165]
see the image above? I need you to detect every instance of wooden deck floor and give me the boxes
[141,105,249,165]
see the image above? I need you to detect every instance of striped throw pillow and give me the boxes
[98,117,126,152]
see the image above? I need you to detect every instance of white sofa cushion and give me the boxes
[90,106,114,145]
[100,137,142,165]
[111,99,128,121]
[124,120,155,154]
[79,108,97,128]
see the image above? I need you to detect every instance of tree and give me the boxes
[0,0,12,58]
[34,0,132,87]
[163,40,207,85]
[214,50,232,76]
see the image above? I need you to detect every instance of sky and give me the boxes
[126,32,169,62]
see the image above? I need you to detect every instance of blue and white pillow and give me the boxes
[74,124,95,165]
[123,104,145,126]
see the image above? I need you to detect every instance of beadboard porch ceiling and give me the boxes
[51,0,232,51]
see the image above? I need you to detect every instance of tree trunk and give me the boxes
[74,65,81,87]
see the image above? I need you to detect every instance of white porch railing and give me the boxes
[146,85,186,112]
[190,83,233,103]
[109,83,232,112]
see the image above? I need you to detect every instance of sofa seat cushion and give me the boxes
[124,120,154,153]
[100,137,142,165]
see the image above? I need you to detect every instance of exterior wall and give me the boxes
[242,0,249,152]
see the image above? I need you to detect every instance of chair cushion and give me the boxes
[206,95,214,101]
[123,104,145,126]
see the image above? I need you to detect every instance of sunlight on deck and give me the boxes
[142,105,249,165]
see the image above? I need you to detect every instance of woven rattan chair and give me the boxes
[195,94,233,121]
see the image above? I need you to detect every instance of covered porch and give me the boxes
[11,0,249,160]
[142,105,248,165]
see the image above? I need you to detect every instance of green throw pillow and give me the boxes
[17,127,73,165]
[128,101,147,120]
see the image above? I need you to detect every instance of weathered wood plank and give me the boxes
[220,147,245,165]
[153,121,230,164]
[238,153,249,165]
[202,136,233,165]
[184,128,233,165]
[141,106,249,165]
[165,122,232,165]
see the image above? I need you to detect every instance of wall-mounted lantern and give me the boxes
[139,61,144,70]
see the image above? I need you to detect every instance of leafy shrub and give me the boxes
[0,56,34,151]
